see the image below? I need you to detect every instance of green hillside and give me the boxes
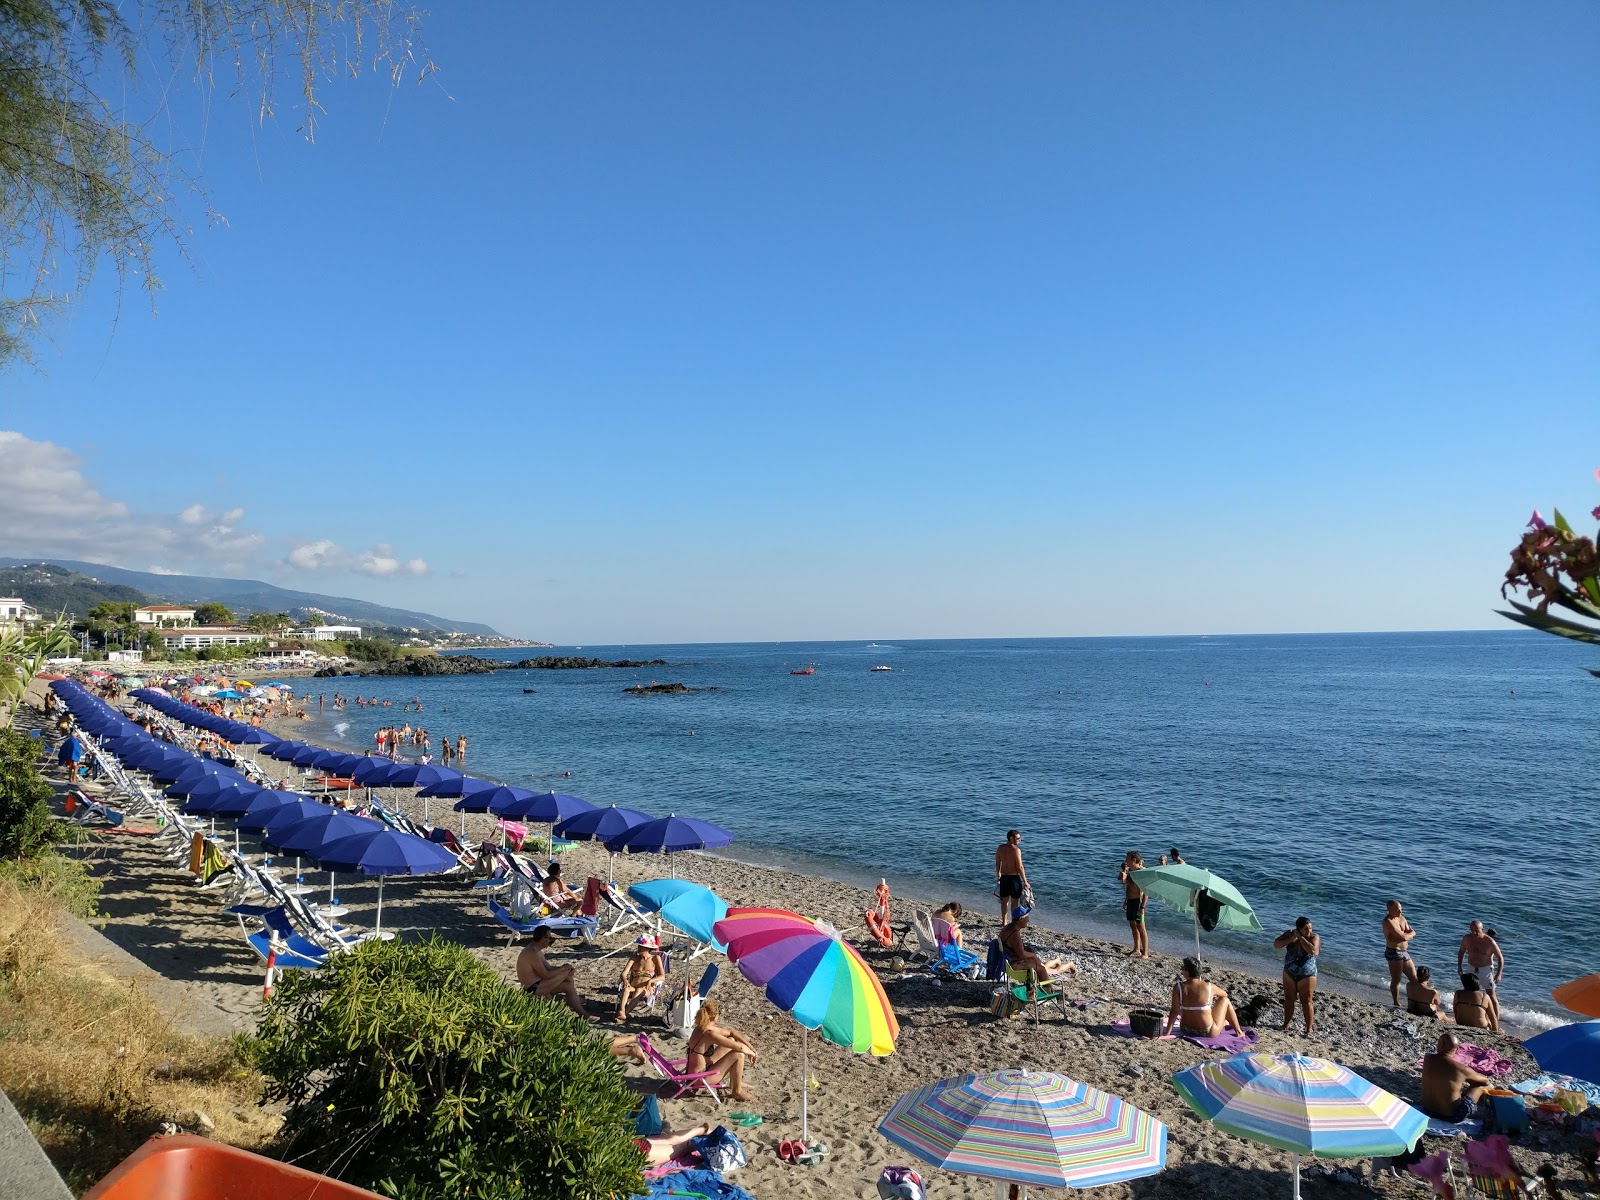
[0,564,150,619]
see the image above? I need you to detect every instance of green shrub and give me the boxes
[0,851,100,919]
[248,936,645,1200]
[0,729,58,860]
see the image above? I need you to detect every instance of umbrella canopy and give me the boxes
[713,907,897,1056]
[879,1069,1167,1190]
[554,804,652,843]
[446,779,501,812]
[604,813,733,855]
[417,775,491,799]
[512,791,597,824]
[266,741,312,763]
[205,784,272,818]
[378,763,465,790]
[1523,1021,1600,1086]
[1130,863,1262,955]
[353,757,409,786]
[258,798,336,840]
[473,786,537,816]
[266,810,385,856]
[312,828,459,876]
[1553,976,1600,1020]
[1171,1053,1424,1199]
[213,689,242,700]
[236,793,320,834]
[629,878,728,948]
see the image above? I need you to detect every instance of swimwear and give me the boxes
[997,874,1024,900]
[1384,946,1411,963]
[1124,896,1146,923]
[1284,942,1317,981]
[1465,963,1498,993]
[1448,1097,1475,1123]
[1407,999,1438,1018]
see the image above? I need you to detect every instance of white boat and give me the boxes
[870,665,893,672]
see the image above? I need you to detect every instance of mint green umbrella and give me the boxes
[1130,864,1262,957]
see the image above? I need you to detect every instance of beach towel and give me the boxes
[1424,1114,1484,1138]
[1511,1073,1600,1109]
[1109,1018,1175,1041]
[1454,1042,1515,1078]
[1179,1027,1261,1052]
[632,1167,757,1200]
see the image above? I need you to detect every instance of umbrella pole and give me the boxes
[1194,912,1201,961]
[376,876,385,936]
[1292,1154,1300,1200]
[801,1027,809,1145]
[423,796,429,824]
[330,870,337,907]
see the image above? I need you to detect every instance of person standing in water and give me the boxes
[1118,852,1149,959]
[1382,899,1419,1007]
[456,734,469,765]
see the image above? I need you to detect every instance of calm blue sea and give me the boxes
[302,631,1598,1027]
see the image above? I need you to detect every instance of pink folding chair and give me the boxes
[636,1033,723,1103]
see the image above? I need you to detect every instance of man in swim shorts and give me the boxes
[1456,920,1504,995]
[994,829,1028,925]
[1421,1032,1493,1122]
[1118,852,1149,958]
[1382,899,1418,1006]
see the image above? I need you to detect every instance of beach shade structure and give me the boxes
[376,763,466,822]
[235,792,315,835]
[1129,863,1263,957]
[418,774,489,800]
[628,878,728,952]
[1170,1053,1426,1200]
[507,791,596,852]
[162,761,236,797]
[1553,976,1600,1021]
[206,784,272,819]
[555,803,652,878]
[310,828,458,935]
[443,779,502,811]
[266,809,387,908]
[352,757,408,787]
[266,741,313,763]
[1524,1021,1600,1087]
[287,743,330,769]
[213,689,242,700]
[713,906,899,1142]
[178,780,259,815]
[229,727,280,747]
[605,813,733,862]
[879,1069,1167,1195]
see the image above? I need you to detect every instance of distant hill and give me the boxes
[0,559,500,636]
[0,563,150,619]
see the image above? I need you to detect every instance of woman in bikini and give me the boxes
[1274,915,1320,1035]
[616,936,667,1021]
[1406,965,1447,1019]
[1452,973,1500,1032]
[685,999,758,1102]
[1164,956,1244,1038]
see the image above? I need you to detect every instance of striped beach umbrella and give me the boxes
[879,1069,1166,1192]
[1171,1053,1425,1200]
[714,906,899,1143]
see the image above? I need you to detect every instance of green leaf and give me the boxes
[1552,508,1574,534]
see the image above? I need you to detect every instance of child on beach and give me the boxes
[1118,851,1149,959]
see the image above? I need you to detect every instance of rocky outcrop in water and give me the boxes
[624,682,719,695]
[367,655,502,676]
[512,656,669,669]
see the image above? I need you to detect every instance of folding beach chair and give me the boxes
[487,876,602,945]
[226,905,330,970]
[908,911,943,965]
[636,1032,723,1103]
[931,940,984,980]
[1004,962,1068,1025]
[601,882,652,937]
[68,791,125,827]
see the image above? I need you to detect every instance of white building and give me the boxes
[108,649,144,664]
[155,625,260,650]
[300,624,362,641]
[0,597,41,631]
[135,605,197,627]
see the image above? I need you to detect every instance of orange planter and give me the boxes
[82,1135,386,1200]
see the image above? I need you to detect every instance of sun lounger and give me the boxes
[487,878,602,945]
[600,882,652,937]
[636,1032,723,1103]
[226,904,329,970]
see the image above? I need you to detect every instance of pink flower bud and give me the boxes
[1528,510,1547,530]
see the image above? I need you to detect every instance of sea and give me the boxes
[297,630,1598,1029]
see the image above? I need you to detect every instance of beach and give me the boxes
[41,694,1596,1200]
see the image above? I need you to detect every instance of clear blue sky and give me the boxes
[3,3,1597,641]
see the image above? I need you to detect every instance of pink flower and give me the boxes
[1592,505,1600,521]
[1528,510,1547,530]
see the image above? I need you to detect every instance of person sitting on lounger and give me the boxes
[932,901,966,948]
[540,862,581,914]
[516,928,596,1021]
[686,999,758,1103]
[1406,965,1447,1019]
[999,911,1075,984]
[1452,972,1500,1032]
[617,935,667,1021]
[1421,1031,1492,1121]
[1164,956,1244,1038]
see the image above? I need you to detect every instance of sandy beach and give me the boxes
[38,700,1594,1200]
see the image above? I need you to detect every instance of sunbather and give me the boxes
[636,1123,713,1167]
[686,999,758,1103]
[541,862,581,914]
[1421,1031,1492,1121]
[516,928,596,1021]
[1452,972,1500,1032]
[617,935,667,1021]
[610,1034,648,1066]
[932,901,965,948]
[999,912,1075,984]
[1164,956,1244,1037]
[1406,965,1447,1020]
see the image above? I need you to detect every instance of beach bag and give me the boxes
[989,987,1025,1020]
[1483,1091,1528,1135]
[877,1166,926,1200]
[667,985,703,1037]
[1195,889,1223,933]
[984,938,1006,982]
[1021,883,1035,910]
[691,1125,746,1173]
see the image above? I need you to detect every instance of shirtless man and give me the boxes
[1118,852,1149,958]
[1456,921,1505,995]
[1382,900,1419,1006]
[999,912,1074,986]
[1421,1032,1493,1121]
[994,829,1029,924]
[515,928,594,1020]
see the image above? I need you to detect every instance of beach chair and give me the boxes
[226,904,330,970]
[1004,962,1068,1025]
[636,1032,723,1103]
[68,790,125,827]
[487,876,602,945]
[1462,1136,1544,1199]
[908,911,943,965]
[601,882,652,937]
[931,940,984,980]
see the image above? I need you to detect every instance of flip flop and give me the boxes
[730,1112,763,1127]
[777,1140,800,1163]
[797,1142,830,1166]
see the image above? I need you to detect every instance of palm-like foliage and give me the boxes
[0,613,78,725]
[1498,499,1600,676]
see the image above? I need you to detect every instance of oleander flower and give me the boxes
[1528,510,1548,530]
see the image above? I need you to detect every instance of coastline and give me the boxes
[42,699,1596,1200]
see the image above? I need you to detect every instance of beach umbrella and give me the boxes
[235,792,315,834]
[1130,863,1263,957]
[628,878,728,952]
[376,764,465,822]
[713,906,899,1142]
[310,828,458,935]
[605,813,733,856]
[1171,1053,1425,1200]
[880,1069,1167,1194]
[161,761,233,796]
[418,775,487,799]
[266,740,312,762]
[172,772,252,805]
[353,757,407,786]
[1553,976,1600,1020]
[1523,1021,1600,1087]
[555,803,652,879]
[266,809,386,907]
[206,783,272,818]
[213,689,242,700]
[506,791,596,854]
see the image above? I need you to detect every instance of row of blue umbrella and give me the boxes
[53,680,457,932]
[126,687,735,860]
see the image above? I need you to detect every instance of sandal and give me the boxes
[730,1112,763,1127]
[777,1140,800,1163]
[797,1142,830,1165]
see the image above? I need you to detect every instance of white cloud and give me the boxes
[286,539,346,571]
[178,503,207,526]
[284,539,430,578]
[353,543,429,577]
[147,565,182,575]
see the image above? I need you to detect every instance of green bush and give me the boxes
[0,851,99,919]
[0,729,58,860]
[248,936,645,1200]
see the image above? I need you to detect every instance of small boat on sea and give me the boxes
[870,665,893,672]
[789,667,815,675]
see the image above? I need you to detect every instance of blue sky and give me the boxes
[3,3,1597,641]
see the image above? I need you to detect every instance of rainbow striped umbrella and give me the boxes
[880,1069,1166,1191]
[1172,1053,1425,1200]
[713,906,899,1142]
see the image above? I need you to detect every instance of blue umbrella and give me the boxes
[266,741,312,763]
[287,744,328,768]
[145,753,207,783]
[213,689,242,700]
[418,775,487,799]
[629,878,729,950]
[206,784,272,818]
[353,757,407,786]
[259,798,335,841]
[180,782,260,816]
[510,791,596,825]
[170,771,251,803]
[310,828,458,934]
[163,762,233,795]
[266,809,386,907]
[605,813,733,855]
[380,763,464,790]
[1524,1021,1600,1087]
[235,792,314,834]
[452,782,525,814]
[554,804,651,843]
